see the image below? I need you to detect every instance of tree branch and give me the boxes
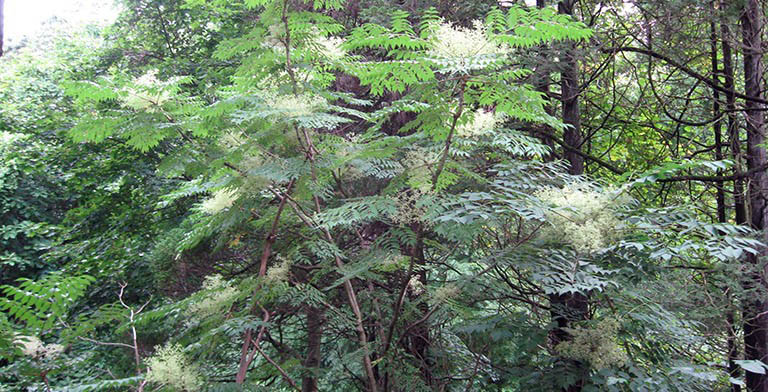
[603,46,768,106]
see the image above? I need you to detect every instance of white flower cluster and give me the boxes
[389,189,431,225]
[188,274,239,318]
[262,24,345,62]
[122,70,176,111]
[271,93,327,117]
[312,35,345,61]
[431,283,460,303]
[200,189,239,215]
[536,185,623,254]
[556,318,628,369]
[428,20,508,59]
[145,343,202,391]
[402,149,437,192]
[408,275,425,295]
[265,256,292,283]
[456,110,502,138]
[14,335,64,360]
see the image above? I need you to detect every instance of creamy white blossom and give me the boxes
[14,335,64,359]
[401,149,437,192]
[265,256,292,283]
[429,20,508,58]
[431,283,460,303]
[536,185,623,254]
[313,35,346,61]
[456,110,502,138]
[389,188,431,225]
[188,274,238,318]
[408,275,425,295]
[145,343,202,391]
[271,93,327,117]
[122,70,177,111]
[556,318,628,369]
[200,189,238,214]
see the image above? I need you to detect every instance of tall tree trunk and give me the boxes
[711,17,726,224]
[740,1,768,390]
[722,6,744,390]
[722,8,747,227]
[559,0,583,175]
[550,2,588,391]
[714,11,742,391]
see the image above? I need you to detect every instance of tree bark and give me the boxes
[301,307,323,392]
[720,6,743,390]
[740,1,768,390]
[722,7,747,227]
[559,0,583,175]
[711,17,726,225]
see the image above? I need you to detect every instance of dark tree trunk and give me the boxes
[549,2,589,391]
[559,0,583,175]
[302,307,323,392]
[711,18,726,224]
[722,9,747,227]
[740,1,768,390]
[406,233,433,387]
[721,7,744,391]
[713,11,743,390]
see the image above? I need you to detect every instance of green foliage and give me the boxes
[0,274,94,332]
[1,0,761,391]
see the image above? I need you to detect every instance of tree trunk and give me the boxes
[740,1,768,390]
[711,17,726,225]
[302,307,323,392]
[406,232,433,387]
[559,0,583,175]
[550,2,588,391]
[722,6,744,391]
[722,6,747,227]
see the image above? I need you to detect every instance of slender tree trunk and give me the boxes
[711,18,726,224]
[740,1,768,390]
[236,181,295,384]
[714,12,743,391]
[722,8,747,227]
[409,240,431,386]
[721,7,744,391]
[302,307,323,392]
